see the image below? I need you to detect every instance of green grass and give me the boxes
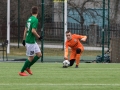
[0,62,120,90]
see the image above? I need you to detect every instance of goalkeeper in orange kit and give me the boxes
[64,31,87,68]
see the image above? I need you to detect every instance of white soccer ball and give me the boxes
[63,60,70,67]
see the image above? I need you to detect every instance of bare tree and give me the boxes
[67,0,102,33]
[0,0,7,24]
[111,0,120,24]
[0,0,120,25]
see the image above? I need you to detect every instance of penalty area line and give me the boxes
[0,84,120,86]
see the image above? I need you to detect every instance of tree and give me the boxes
[111,0,120,24]
[67,0,102,33]
[0,0,120,25]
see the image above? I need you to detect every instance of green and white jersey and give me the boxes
[25,16,38,44]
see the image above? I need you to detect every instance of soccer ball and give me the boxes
[63,60,70,67]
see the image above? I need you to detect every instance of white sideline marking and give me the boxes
[0,83,120,86]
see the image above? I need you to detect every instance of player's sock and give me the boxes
[28,55,40,68]
[21,59,31,72]
[76,54,80,66]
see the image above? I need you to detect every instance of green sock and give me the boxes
[21,59,31,72]
[28,56,40,68]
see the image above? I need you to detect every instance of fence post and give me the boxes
[41,0,44,62]
[89,24,98,46]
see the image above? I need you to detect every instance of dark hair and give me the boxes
[66,30,71,33]
[31,6,38,14]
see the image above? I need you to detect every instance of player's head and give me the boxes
[31,6,38,15]
[66,30,72,40]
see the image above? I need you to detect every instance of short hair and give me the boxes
[31,6,38,14]
[66,30,71,33]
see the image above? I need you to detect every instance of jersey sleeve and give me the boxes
[32,19,38,30]
[64,41,69,58]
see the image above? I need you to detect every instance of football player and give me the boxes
[19,6,42,76]
[64,31,87,68]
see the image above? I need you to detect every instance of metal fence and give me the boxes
[1,22,120,44]
[1,23,120,62]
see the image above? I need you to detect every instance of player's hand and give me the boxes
[39,36,43,40]
[81,38,86,41]
[64,57,68,60]
[22,40,25,46]
[81,36,87,41]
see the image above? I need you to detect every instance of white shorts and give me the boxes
[25,42,41,56]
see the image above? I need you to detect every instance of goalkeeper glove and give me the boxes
[22,40,25,46]
[39,36,43,40]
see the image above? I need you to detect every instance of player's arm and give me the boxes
[32,28,40,38]
[80,35,87,41]
[76,34,87,42]
[64,42,69,60]
[32,20,42,40]
[22,27,27,46]
[23,27,27,40]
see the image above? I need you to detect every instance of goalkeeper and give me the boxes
[19,6,42,76]
[64,31,87,68]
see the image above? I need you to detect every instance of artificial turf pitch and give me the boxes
[0,62,120,90]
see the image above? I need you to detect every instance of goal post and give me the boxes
[64,0,67,50]
[53,0,67,49]
[7,0,10,54]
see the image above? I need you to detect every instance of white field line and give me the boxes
[0,83,120,86]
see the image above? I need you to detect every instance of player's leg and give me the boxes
[19,56,34,76]
[26,43,42,75]
[19,43,35,76]
[27,43,42,68]
[75,48,83,68]
[27,52,41,68]
[69,50,76,66]
[69,59,75,66]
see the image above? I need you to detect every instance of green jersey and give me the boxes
[25,16,38,44]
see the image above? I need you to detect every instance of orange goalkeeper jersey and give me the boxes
[64,34,86,57]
